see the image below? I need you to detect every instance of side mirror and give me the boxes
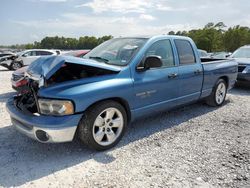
[22,54,28,57]
[137,55,163,71]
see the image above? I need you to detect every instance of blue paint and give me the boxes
[7,35,238,129]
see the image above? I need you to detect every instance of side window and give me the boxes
[175,40,196,65]
[35,51,41,56]
[25,51,37,56]
[23,51,34,57]
[145,39,175,68]
[38,51,53,56]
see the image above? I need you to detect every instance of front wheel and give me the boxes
[206,79,227,107]
[10,61,22,70]
[78,100,127,151]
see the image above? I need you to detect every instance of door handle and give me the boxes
[194,69,202,74]
[168,73,178,79]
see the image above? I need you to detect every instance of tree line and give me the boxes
[168,22,250,52]
[2,22,250,52]
[1,35,113,51]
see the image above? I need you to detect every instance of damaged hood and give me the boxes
[27,55,122,79]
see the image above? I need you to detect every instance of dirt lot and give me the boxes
[0,66,249,188]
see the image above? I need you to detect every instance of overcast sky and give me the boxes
[1,0,250,45]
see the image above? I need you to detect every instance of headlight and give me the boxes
[38,99,74,116]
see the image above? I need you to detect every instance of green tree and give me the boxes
[3,23,250,53]
[168,31,175,35]
[187,22,225,52]
[223,26,250,52]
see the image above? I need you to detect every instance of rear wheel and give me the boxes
[206,79,227,107]
[78,100,127,150]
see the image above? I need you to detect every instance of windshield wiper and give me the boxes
[89,56,109,63]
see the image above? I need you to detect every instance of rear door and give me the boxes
[174,39,203,103]
[133,39,180,112]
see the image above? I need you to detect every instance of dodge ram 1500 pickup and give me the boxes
[6,35,238,150]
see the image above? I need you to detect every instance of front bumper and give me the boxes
[237,72,250,82]
[6,98,83,143]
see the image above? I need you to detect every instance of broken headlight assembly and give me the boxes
[38,99,74,116]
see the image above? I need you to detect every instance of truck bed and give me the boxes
[200,58,238,98]
[201,58,229,63]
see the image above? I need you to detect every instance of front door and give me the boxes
[21,51,39,65]
[132,39,180,115]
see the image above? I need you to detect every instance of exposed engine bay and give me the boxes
[46,63,117,85]
[15,79,39,114]
[15,63,118,114]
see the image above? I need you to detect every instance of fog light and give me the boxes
[35,130,49,142]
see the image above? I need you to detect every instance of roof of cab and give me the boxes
[117,34,191,40]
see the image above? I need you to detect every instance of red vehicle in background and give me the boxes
[11,50,90,92]
[63,50,90,58]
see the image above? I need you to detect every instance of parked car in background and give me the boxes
[198,49,211,58]
[7,35,237,150]
[230,45,250,82]
[11,49,59,70]
[11,50,90,92]
[0,52,18,69]
[11,49,58,90]
[211,52,231,59]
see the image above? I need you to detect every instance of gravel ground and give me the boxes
[0,66,249,188]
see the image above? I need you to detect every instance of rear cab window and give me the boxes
[174,39,196,65]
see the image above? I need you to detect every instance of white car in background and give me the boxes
[198,49,211,58]
[11,49,59,70]
[0,52,17,69]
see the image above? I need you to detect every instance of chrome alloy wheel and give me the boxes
[92,107,124,146]
[215,82,226,105]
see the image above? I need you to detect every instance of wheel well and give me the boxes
[87,98,131,122]
[219,76,229,88]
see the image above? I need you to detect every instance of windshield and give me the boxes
[232,48,250,58]
[84,38,148,66]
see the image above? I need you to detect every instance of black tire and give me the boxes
[206,79,227,107]
[10,61,22,70]
[78,100,127,151]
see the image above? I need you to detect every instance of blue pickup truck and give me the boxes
[6,35,238,150]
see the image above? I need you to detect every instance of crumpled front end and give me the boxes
[6,79,82,143]
[6,55,121,143]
